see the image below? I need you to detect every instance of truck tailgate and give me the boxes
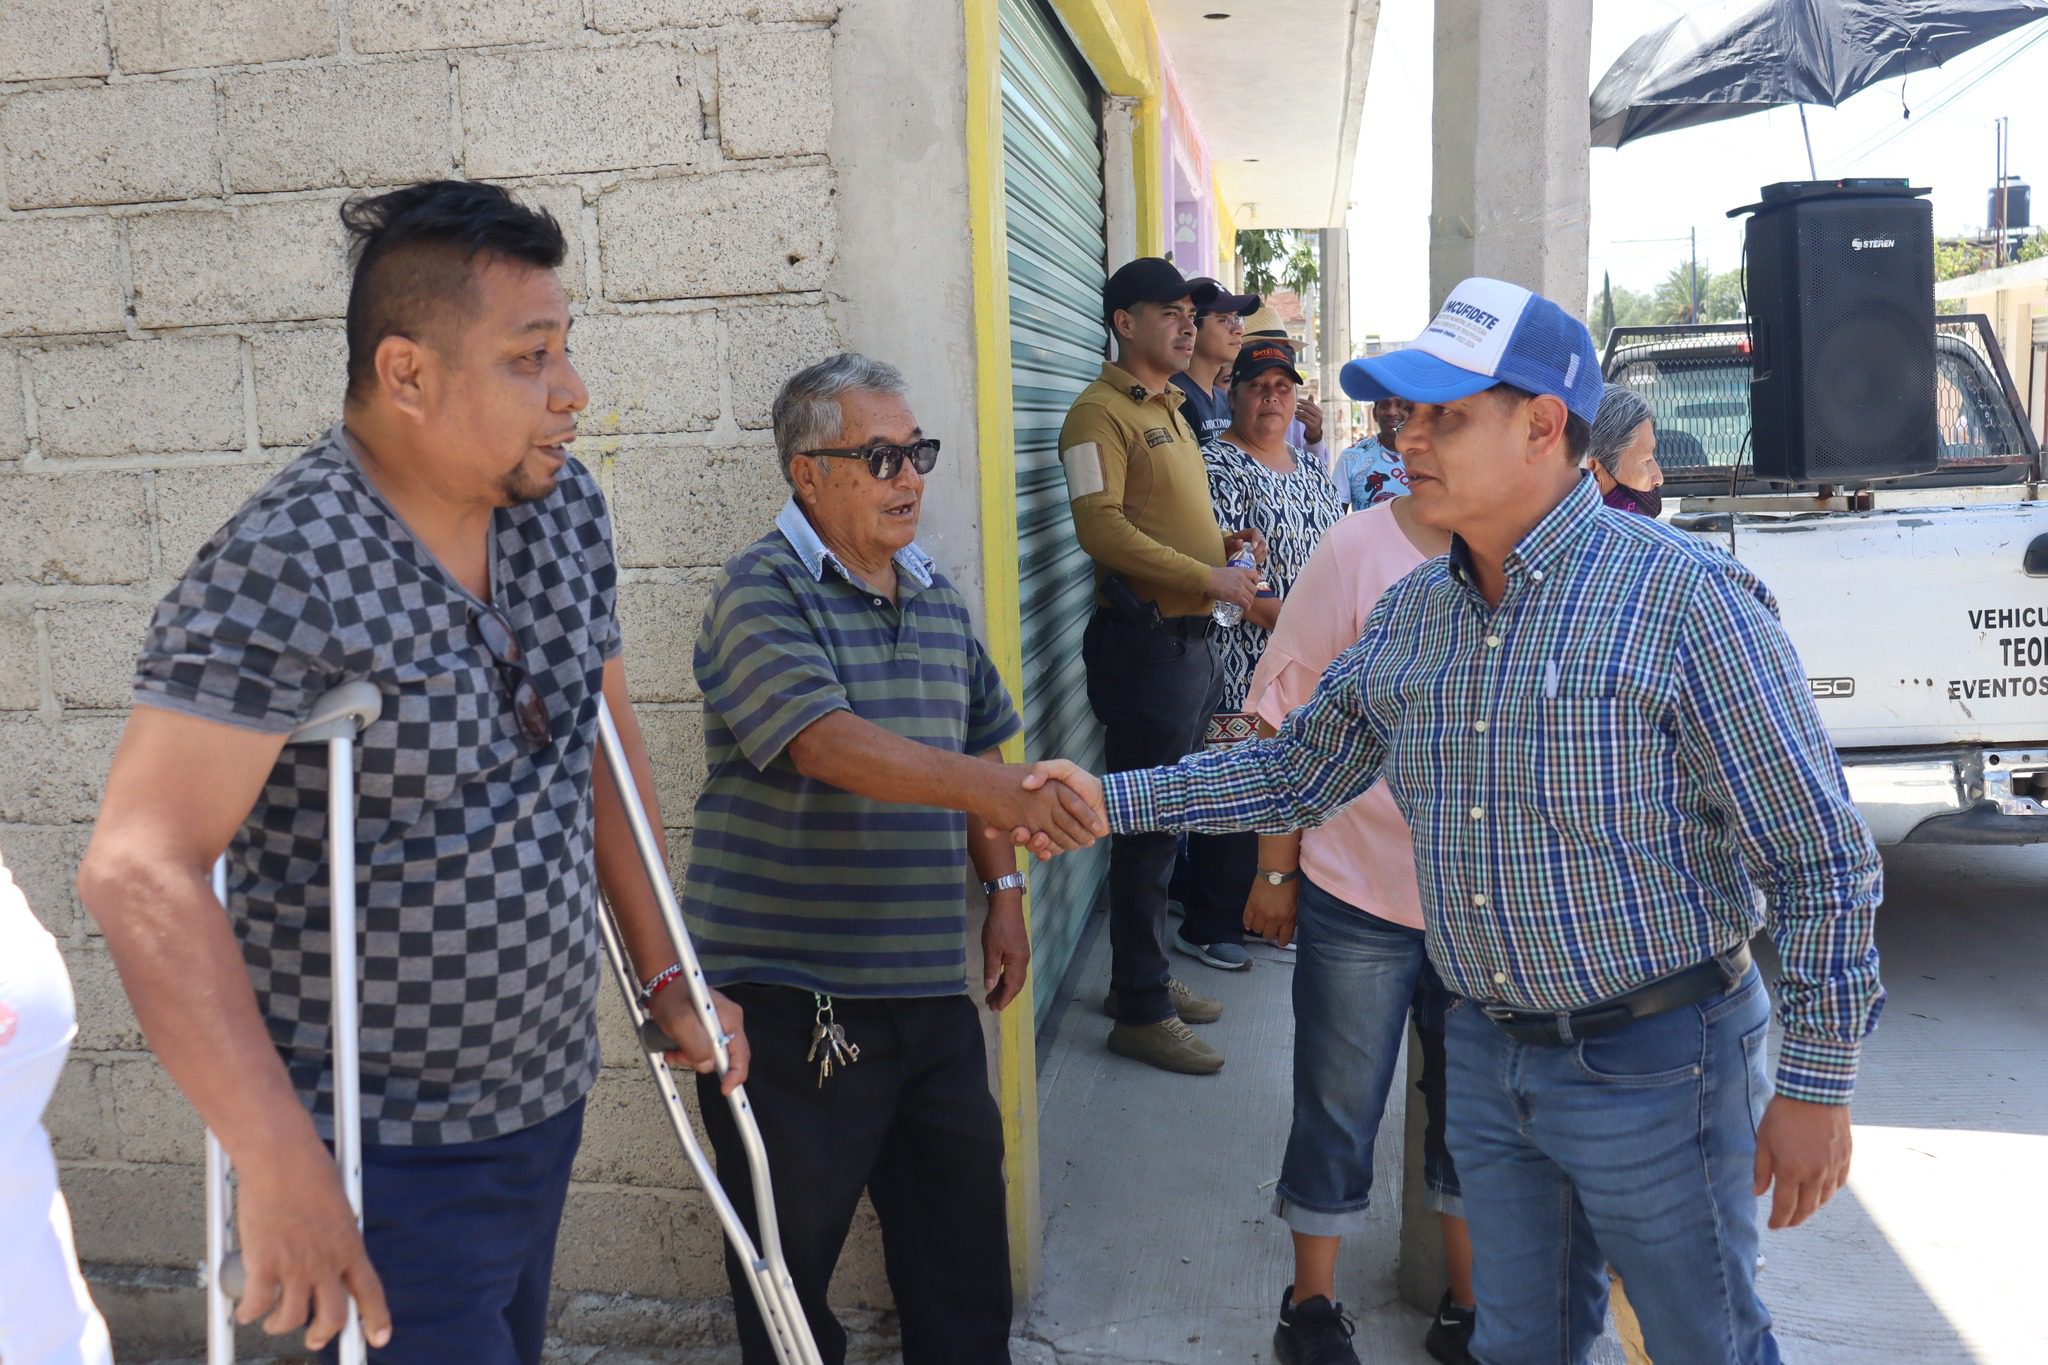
[1711,502,2048,747]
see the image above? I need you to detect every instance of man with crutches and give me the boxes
[76,179,747,1364]
[684,353,1108,1365]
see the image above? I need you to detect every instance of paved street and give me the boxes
[132,843,2047,1364]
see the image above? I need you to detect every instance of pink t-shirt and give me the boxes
[1244,503,1428,929]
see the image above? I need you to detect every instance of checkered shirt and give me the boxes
[134,424,619,1145]
[1104,477,1885,1105]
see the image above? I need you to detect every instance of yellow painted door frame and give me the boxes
[961,0,1170,1300]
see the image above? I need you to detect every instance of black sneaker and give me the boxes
[1273,1284,1359,1365]
[1423,1288,1477,1364]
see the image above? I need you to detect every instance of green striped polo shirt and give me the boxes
[682,500,1023,997]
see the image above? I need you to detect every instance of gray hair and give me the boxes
[1588,384,1655,475]
[771,352,909,487]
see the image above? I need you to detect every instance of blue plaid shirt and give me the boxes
[1105,477,1884,1104]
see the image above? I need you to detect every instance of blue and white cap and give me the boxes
[1340,277,1603,424]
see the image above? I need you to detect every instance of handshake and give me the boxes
[977,760,1109,859]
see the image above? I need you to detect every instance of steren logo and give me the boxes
[1850,237,1897,251]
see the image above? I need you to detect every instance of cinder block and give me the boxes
[722,301,834,429]
[0,603,38,711]
[618,574,720,703]
[44,1059,111,1161]
[592,0,838,32]
[599,167,833,302]
[830,1195,890,1306]
[109,1056,202,1165]
[516,183,591,303]
[109,0,334,71]
[717,30,832,160]
[576,312,720,436]
[570,1067,701,1188]
[49,598,156,711]
[252,328,347,449]
[461,45,704,180]
[553,1184,727,1298]
[0,717,124,826]
[349,0,581,54]
[223,61,451,194]
[61,1162,204,1268]
[637,706,707,827]
[0,349,26,459]
[30,336,244,458]
[0,825,94,939]
[0,471,151,585]
[61,940,148,1052]
[1,80,216,210]
[0,0,110,81]
[129,201,349,329]
[155,460,290,576]
[610,444,787,568]
[0,216,126,338]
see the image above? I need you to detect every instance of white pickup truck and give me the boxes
[1604,316,2048,846]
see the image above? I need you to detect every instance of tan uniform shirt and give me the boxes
[1058,361,1226,620]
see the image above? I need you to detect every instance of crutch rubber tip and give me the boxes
[217,1250,247,1301]
[638,1018,679,1053]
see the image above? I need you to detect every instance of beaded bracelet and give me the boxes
[638,962,684,1007]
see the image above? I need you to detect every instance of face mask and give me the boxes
[1602,481,1663,518]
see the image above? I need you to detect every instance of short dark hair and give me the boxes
[1491,383,1592,464]
[341,180,567,397]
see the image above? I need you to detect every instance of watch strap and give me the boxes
[981,871,1027,896]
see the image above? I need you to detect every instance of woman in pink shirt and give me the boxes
[1243,495,1476,1365]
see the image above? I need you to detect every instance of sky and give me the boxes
[1347,0,2048,343]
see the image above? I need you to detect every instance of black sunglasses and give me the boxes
[471,606,551,750]
[802,438,941,481]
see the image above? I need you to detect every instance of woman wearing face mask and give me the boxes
[1587,385,1664,516]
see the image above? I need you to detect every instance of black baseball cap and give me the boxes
[1104,257,1195,315]
[1231,340,1305,386]
[1188,277,1260,317]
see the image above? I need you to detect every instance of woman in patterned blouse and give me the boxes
[1170,339,1347,969]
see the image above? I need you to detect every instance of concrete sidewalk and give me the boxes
[1019,916,1624,1365]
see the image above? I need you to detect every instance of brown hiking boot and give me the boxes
[1101,977,1224,1025]
[1107,1016,1225,1074]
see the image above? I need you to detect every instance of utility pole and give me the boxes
[1996,117,2011,267]
[1689,227,1699,324]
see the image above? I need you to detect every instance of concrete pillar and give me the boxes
[1402,0,1595,1313]
[1318,226,1352,446]
[1427,0,1595,317]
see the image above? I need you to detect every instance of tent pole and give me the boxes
[1798,104,1818,179]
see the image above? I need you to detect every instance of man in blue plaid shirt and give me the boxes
[1031,278,1883,1365]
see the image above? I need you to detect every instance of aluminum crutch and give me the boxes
[592,697,823,1365]
[205,681,383,1365]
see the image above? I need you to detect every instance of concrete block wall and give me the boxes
[0,0,886,1351]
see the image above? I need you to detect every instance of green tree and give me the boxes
[1702,267,1746,322]
[2015,229,2048,263]
[1936,238,1992,281]
[1235,229,1318,296]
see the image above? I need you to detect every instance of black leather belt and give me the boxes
[1158,614,1215,639]
[1480,942,1752,1046]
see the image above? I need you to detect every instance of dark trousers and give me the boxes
[697,984,1013,1365]
[1082,609,1224,1024]
[326,1098,584,1365]
[1180,829,1256,948]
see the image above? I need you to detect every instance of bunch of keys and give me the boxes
[807,993,859,1088]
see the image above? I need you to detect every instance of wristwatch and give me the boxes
[1258,868,1300,886]
[981,872,1027,896]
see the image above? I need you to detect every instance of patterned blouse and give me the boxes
[1202,435,1347,722]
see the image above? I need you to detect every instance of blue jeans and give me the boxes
[1274,875,1460,1235]
[325,1098,585,1365]
[1446,968,1780,1365]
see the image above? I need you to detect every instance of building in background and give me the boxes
[0,0,1369,1352]
[1938,255,2048,439]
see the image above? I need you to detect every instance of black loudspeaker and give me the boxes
[1737,180,1937,483]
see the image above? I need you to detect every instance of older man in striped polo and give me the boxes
[680,353,1101,1364]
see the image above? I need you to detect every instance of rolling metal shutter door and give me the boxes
[998,0,1109,1029]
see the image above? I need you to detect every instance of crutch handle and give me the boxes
[217,1251,246,1302]
[638,1018,680,1054]
[289,680,383,746]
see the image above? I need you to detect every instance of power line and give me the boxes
[1837,23,2048,170]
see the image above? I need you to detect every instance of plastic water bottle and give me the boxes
[1211,547,1257,628]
